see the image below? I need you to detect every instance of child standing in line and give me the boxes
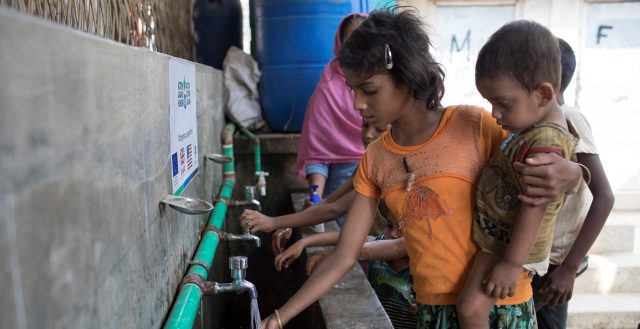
[296,13,367,228]
[457,21,577,329]
[260,10,584,329]
[251,13,367,248]
[532,38,614,329]
[241,119,392,248]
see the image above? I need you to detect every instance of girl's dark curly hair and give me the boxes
[338,8,445,110]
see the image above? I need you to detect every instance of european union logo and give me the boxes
[172,153,178,176]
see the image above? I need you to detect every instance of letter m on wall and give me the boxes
[450,30,471,61]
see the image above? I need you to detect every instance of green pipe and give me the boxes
[222,123,236,175]
[210,178,233,228]
[164,123,236,329]
[224,114,260,178]
[223,144,235,175]
[164,285,203,328]
[235,124,262,178]
[253,144,261,175]
[237,124,255,140]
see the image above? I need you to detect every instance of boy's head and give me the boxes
[361,119,391,147]
[378,202,402,239]
[384,216,402,240]
[475,20,561,132]
[476,20,561,93]
[557,38,576,93]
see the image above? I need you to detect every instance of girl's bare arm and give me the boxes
[264,193,377,327]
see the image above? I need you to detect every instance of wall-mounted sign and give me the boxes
[169,59,198,195]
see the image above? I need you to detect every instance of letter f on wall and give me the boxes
[597,25,613,45]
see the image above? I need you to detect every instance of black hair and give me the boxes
[338,8,445,110]
[557,38,576,92]
[338,13,366,42]
[476,20,560,92]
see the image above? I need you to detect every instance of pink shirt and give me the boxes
[295,14,366,178]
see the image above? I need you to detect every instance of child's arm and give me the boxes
[274,232,340,271]
[538,153,614,307]
[264,193,378,328]
[485,204,547,299]
[483,204,547,299]
[298,232,341,248]
[319,176,355,205]
[241,190,355,232]
[294,233,404,260]
[514,153,583,205]
[360,237,406,261]
[267,179,356,255]
[307,173,327,203]
[307,238,407,275]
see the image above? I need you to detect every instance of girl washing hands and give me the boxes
[262,9,583,329]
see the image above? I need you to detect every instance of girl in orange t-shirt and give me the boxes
[261,9,583,329]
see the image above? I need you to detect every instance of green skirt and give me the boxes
[367,257,416,329]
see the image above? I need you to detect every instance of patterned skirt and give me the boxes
[416,299,535,329]
[367,258,416,329]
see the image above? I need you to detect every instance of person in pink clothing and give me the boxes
[296,13,367,227]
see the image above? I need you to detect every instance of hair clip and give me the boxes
[384,43,393,70]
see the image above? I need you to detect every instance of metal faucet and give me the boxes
[212,185,262,247]
[206,256,257,299]
[216,229,262,248]
[228,185,262,212]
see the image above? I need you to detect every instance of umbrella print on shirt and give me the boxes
[400,185,452,237]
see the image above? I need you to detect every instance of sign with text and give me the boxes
[169,59,198,195]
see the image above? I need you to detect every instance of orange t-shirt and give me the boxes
[353,105,533,305]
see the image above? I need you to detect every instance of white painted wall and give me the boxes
[400,0,640,195]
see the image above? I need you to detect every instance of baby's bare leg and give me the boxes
[457,251,501,329]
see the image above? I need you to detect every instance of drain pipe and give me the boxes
[164,123,237,329]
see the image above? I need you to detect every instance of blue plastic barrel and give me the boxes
[253,0,361,132]
[194,0,242,69]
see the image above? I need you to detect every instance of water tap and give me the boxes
[205,256,257,299]
[256,171,269,197]
[229,185,262,212]
[217,185,262,247]
[217,229,262,248]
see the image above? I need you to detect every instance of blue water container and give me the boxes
[253,0,360,132]
[193,0,242,69]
